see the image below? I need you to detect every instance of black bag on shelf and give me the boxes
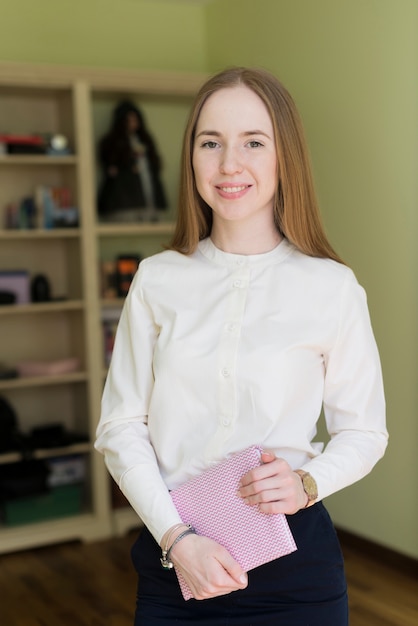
[28,423,89,449]
[0,459,50,501]
[0,395,28,454]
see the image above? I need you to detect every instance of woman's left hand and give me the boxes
[237,452,308,514]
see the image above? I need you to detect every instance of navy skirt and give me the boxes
[131,502,348,625]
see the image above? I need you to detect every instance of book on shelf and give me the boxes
[34,185,79,229]
[0,133,46,155]
[101,307,122,367]
[99,255,141,299]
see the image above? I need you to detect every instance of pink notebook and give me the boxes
[170,445,297,600]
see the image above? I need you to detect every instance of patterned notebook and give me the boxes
[170,445,297,600]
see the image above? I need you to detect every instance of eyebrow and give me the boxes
[195,129,272,139]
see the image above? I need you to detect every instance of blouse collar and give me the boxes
[197,236,294,268]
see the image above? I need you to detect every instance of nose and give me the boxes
[219,146,243,175]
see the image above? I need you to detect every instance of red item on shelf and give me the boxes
[0,133,45,145]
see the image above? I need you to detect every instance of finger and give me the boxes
[216,549,248,588]
[258,499,295,514]
[239,457,288,489]
[261,450,276,463]
[172,538,248,599]
[189,558,247,599]
[239,475,281,499]
[243,450,277,484]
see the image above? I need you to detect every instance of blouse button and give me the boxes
[233,279,242,288]
[222,416,230,426]
[221,368,230,377]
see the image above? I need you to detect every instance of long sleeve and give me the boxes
[301,271,388,498]
[95,265,183,544]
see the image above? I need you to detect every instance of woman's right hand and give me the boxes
[169,533,248,600]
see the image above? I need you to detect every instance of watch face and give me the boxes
[303,474,318,499]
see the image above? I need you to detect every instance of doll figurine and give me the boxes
[97,100,167,218]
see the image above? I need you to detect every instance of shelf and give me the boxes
[0,228,80,240]
[0,300,84,315]
[0,61,205,553]
[0,441,91,466]
[101,298,124,309]
[0,61,205,94]
[0,512,113,554]
[96,221,175,237]
[0,155,77,165]
[0,371,88,391]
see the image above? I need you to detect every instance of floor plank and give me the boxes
[0,529,416,625]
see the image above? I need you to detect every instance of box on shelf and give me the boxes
[16,357,80,377]
[1,483,83,526]
[0,271,30,304]
[46,455,86,488]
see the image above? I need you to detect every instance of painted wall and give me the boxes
[206,0,418,558]
[0,0,206,72]
[1,0,416,559]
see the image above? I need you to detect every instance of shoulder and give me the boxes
[282,247,371,335]
[282,244,365,315]
[286,244,356,287]
[140,248,194,270]
[134,248,195,286]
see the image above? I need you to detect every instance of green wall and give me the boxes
[206,0,418,559]
[1,0,417,558]
[0,0,206,71]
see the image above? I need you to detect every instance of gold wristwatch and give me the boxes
[295,470,318,507]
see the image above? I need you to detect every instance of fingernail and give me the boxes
[240,574,247,584]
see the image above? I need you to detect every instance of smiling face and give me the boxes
[192,85,278,238]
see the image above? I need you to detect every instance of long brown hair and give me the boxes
[169,66,343,263]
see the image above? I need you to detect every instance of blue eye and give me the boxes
[247,140,263,148]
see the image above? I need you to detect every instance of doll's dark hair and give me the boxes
[104,100,161,170]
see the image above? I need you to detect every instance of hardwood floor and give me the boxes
[341,535,418,626]
[0,528,416,625]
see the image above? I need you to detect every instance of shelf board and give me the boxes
[0,61,206,95]
[0,154,77,165]
[0,441,91,465]
[0,512,114,554]
[0,228,80,240]
[96,221,175,237]
[0,371,88,391]
[0,300,84,315]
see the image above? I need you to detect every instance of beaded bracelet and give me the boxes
[160,523,188,570]
[160,524,196,570]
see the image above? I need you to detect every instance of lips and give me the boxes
[218,185,249,193]
[215,184,252,199]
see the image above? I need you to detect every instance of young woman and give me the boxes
[95,67,388,625]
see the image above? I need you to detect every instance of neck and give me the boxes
[210,222,282,255]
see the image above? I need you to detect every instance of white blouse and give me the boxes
[95,237,388,544]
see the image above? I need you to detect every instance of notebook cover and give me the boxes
[170,445,297,600]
